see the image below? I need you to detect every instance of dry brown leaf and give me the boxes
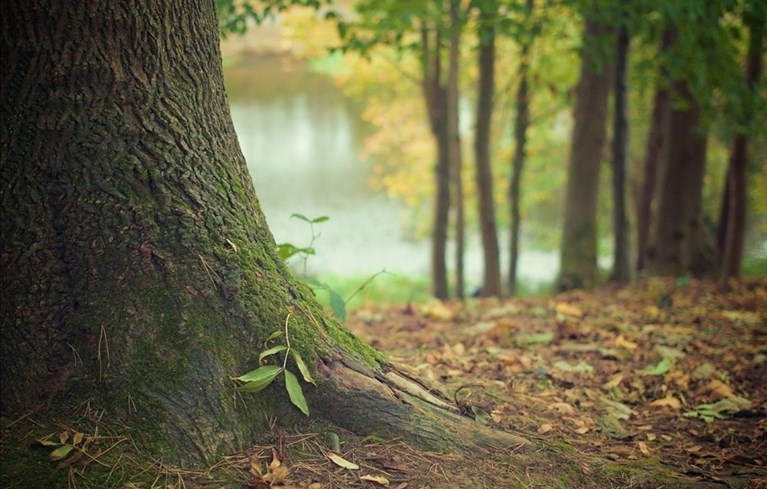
[327,452,359,470]
[361,474,390,486]
[637,441,651,456]
[615,335,638,351]
[650,395,681,410]
[538,423,553,434]
[702,379,736,399]
[602,372,624,390]
[555,302,584,318]
[548,402,576,414]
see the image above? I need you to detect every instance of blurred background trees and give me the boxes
[218,0,766,299]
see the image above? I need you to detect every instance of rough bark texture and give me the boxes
[421,25,451,299]
[1,0,529,472]
[557,18,612,290]
[609,0,630,283]
[448,0,465,299]
[646,82,709,277]
[722,2,764,278]
[474,4,501,297]
[508,0,534,296]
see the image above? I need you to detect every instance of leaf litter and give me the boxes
[347,277,767,485]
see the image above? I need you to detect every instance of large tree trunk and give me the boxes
[557,18,612,290]
[722,2,765,278]
[609,0,631,283]
[508,0,534,296]
[474,2,502,297]
[421,24,451,299]
[646,82,709,276]
[448,0,465,299]
[1,0,527,472]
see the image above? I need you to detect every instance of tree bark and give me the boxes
[646,82,709,277]
[508,0,534,296]
[421,23,451,299]
[557,18,612,290]
[636,30,674,274]
[609,0,631,283]
[474,2,502,297]
[448,0,465,299]
[1,0,529,471]
[722,1,765,278]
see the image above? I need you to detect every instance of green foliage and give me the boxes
[235,314,315,415]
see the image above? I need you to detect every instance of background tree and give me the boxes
[0,0,525,475]
[508,0,536,295]
[473,0,502,297]
[609,0,631,282]
[721,0,765,279]
[557,9,613,290]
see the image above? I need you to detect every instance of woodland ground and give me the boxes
[3,278,765,488]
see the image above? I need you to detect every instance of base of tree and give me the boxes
[1,406,719,489]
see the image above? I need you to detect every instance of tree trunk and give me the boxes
[1,0,529,472]
[609,0,631,283]
[421,24,451,299]
[636,30,674,274]
[448,0,465,299]
[474,3,502,297]
[646,82,709,276]
[557,18,612,290]
[508,0,534,296]
[722,1,765,278]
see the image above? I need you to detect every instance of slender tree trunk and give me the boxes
[609,0,631,282]
[421,24,451,299]
[722,2,765,278]
[557,18,612,290]
[448,0,465,299]
[508,0,534,296]
[1,1,530,473]
[647,82,709,276]
[636,87,670,273]
[637,30,674,274]
[474,3,502,297]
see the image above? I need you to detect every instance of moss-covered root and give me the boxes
[310,357,531,453]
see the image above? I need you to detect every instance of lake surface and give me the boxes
[224,55,559,288]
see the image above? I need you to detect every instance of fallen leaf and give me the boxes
[615,335,638,351]
[650,395,681,410]
[701,379,736,400]
[548,402,576,414]
[637,441,651,456]
[555,302,584,318]
[361,474,390,486]
[538,423,553,434]
[327,452,359,470]
[602,372,624,390]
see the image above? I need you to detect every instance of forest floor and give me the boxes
[338,277,767,488]
[7,278,765,488]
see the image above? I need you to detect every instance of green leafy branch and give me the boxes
[235,314,316,416]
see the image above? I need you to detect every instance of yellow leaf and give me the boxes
[548,402,576,414]
[637,441,651,456]
[602,372,624,390]
[360,474,390,486]
[59,431,69,444]
[650,395,681,410]
[72,432,84,446]
[327,452,359,470]
[538,423,553,434]
[421,300,453,320]
[555,303,583,318]
[615,335,638,351]
[702,379,735,400]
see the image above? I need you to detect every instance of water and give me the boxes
[224,55,558,287]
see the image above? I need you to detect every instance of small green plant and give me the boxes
[235,314,315,416]
[277,213,328,277]
[276,212,386,322]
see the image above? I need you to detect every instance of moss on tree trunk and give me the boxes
[1,0,530,473]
